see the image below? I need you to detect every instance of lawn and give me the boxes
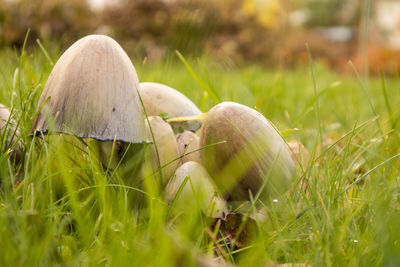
[0,42,399,266]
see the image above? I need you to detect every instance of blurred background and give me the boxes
[0,0,398,74]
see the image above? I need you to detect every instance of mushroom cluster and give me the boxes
[30,34,296,216]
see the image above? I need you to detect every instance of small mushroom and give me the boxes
[0,104,16,137]
[145,116,180,186]
[288,140,309,168]
[200,102,295,201]
[165,161,227,217]
[176,130,201,164]
[139,82,202,132]
[0,104,22,162]
[31,34,147,144]
[195,255,229,267]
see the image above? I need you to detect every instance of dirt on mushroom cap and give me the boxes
[176,130,201,164]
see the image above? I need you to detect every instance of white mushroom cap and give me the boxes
[139,82,202,132]
[0,104,20,140]
[200,102,296,200]
[165,161,227,217]
[0,104,23,161]
[32,34,147,143]
[0,104,11,130]
[145,116,180,186]
[176,130,201,164]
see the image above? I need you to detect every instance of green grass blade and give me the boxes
[175,50,220,103]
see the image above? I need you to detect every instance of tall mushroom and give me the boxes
[139,82,202,133]
[31,34,147,145]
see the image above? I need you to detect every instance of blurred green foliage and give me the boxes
[100,0,220,58]
[301,0,361,27]
[0,0,95,46]
[0,0,366,69]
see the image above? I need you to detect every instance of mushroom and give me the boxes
[0,104,22,162]
[145,116,180,186]
[176,130,201,164]
[200,102,295,201]
[31,34,147,145]
[0,104,16,138]
[288,140,309,168]
[165,161,227,217]
[139,82,202,133]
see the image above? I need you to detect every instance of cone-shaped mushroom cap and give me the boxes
[165,161,227,217]
[139,82,202,132]
[176,130,200,164]
[32,34,146,143]
[200,102,295,200]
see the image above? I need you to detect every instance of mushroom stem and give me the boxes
[166,113,207,123]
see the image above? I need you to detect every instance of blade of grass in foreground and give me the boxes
[349,61,383,134]
[335,152,400,200]
[17,29,30,110]
[138,90,163,191]
[166,176,189,219]
[176,50,220,103]
[306,43,322,144]
[380,72,396,130]
[36,39,54,66]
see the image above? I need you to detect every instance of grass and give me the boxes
[0,41,399,266]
